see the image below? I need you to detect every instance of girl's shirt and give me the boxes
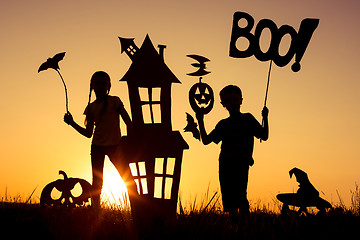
[84,95,123,146]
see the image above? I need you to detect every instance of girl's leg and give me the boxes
[108,145,139,208]
[91,145,106,207]
[109,158,138,194]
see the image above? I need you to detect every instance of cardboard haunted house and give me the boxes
[119,35,189,217]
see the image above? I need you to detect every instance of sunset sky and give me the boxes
[1,0,360,208]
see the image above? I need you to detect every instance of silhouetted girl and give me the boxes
[64,71,136,207]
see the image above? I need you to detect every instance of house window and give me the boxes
[129,162,148,195]
[139,87,161,124]
[154,157,176,199]
[127,45,137,56]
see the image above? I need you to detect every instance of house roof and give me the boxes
[122,130,189,157]
[118,37,134,53]
[120,35,181,86]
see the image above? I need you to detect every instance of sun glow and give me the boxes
[101,158,130,207]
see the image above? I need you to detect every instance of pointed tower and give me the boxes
[118,37,140,61]
[119,35,188,219]
[120,34,181,134]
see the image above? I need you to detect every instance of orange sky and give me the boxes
[1,0,360,208]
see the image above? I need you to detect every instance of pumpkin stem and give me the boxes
[58,170,68,180]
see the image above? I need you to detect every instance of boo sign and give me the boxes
[229,12,319,72]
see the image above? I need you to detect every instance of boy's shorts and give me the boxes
[219,160,249,211]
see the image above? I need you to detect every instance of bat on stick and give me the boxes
[184,113,200,140]
[38,52,69,113]
[187,54,210,76]
[38,52,65,72]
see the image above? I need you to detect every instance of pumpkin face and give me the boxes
[40,170,92,207]
[189,82,214,114]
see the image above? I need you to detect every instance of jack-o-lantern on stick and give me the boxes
[184,54,214,141]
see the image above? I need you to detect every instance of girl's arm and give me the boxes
[119,105,133,135]
[64,112,94,138]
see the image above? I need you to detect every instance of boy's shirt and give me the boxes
[209,112,263,166]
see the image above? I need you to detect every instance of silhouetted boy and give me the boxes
[196,85,269,222]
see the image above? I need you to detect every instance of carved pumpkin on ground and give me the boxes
[40,170,92,207]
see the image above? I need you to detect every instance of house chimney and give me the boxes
[158,44,166,61]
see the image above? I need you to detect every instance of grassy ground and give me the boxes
[1,190,360,240]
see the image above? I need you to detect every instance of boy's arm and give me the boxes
[64,112,93,138]
[260,107,269,141]
[196,113,212,145]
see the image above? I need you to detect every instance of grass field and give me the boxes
[1,188,360,240]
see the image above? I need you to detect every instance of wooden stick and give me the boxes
[56,69,69,113]
[261,60,272,143]
[264,60,273,108]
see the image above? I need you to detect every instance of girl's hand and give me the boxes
[64,112,74,125]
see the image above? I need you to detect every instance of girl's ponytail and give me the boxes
[85,78,93,126]
[84,71,111,126]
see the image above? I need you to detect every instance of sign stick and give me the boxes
[261,60,272,142]
[264,60,273,108]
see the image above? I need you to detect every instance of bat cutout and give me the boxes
[38,52,66,72]
[38,52,69,113]
[187,54,210,76]
[184,113,200,140]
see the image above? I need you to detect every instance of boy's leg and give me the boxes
[90,145,106,207]
[238,166,250,218]
[239,199,250,219]
[228,208,240,225]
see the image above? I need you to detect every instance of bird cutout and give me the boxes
[187,54,211,76]
[38,52,66,72]
[276,167,332,215]
[184,113,200,140]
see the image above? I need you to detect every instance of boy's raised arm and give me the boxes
[261,106,269,141]
[196,112,212,145]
